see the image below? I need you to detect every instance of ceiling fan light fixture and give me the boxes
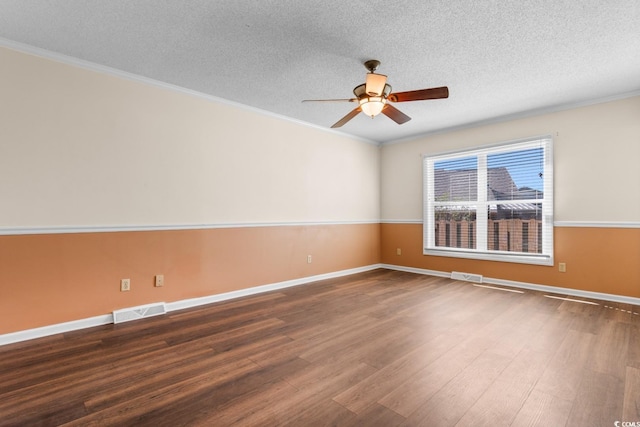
[365,72,387,96]
[304,59,448,128]
[359,96,386,118]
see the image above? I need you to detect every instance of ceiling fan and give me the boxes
[303,60,449,128]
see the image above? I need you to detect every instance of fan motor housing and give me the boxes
[364,59,381,72]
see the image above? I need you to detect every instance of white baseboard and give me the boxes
[0,314,113,346]
[165,264,382,312]
[381,263,640,306]
[0,264,382,346]
[380,264,451,279]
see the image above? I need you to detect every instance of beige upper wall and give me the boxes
[381,95,640,222]
[0,47,380,228]
[3,44,637,229]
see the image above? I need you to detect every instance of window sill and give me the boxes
[423,248,554,266]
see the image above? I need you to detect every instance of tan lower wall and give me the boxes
[0,223,380,335]
[381,223,640,299]
[5,222,637,336]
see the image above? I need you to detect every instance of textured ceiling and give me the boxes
[1,1,639,144]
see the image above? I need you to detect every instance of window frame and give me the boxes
[423,136,554,266]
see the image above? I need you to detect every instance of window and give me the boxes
[423,137,553,265]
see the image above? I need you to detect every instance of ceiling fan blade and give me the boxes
[388,86,449,103]
[331,107,362,128]
[302,98,356,103]
[382,104,411,125]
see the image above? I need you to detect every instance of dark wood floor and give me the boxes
[1,269,639,426]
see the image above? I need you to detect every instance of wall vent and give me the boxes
[113,302,166,324]
[451,271,483,283]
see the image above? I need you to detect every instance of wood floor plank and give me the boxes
[333,332,464,415]
[478,306,549,359]
[284,399,359,427]
[401,350,512,426]
[281,309,374,341]
[298,317,414,366]
[378,290,538,418]
[357,322,427,369]
[0,269,637,426]
[198,356,371,425]
[347,403,406,427]
[602,302,639,324]
[0,344,215,417]
[623,366,640,421]
[510,389,573,427]
[453,347,554,427]
[2,400,89,427]
[229,361,376,426]
[131,357,311,426]
[1,338,171,397]
[628,323,640,369]
[82,347,231,412]
[248,314,376,367]
[454,378,532,427]
[563,299,604,334]
[566,369,624,427]
[283,360,377,396]
[377,328,498,417]
[520,308,574,354]
[531,329,595,401]
[65,358,262,426]
[198,379,302,426]
[589,319,630,380]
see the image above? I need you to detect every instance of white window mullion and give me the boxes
[476,154,488,251]
[424,158,435,249]
[542,139,554,257]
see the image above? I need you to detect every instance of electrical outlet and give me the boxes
[396,248,402,255]
[155,274,164,287]
[120,278,131,292]
[307,255,312,264]
[558,262,566,273]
